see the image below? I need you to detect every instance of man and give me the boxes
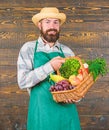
[17,7,81,130]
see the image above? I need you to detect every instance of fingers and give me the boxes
[63,98,83,104]
[63,99,75,104]
[50,56,65,71]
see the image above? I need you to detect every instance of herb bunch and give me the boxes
[86,58,109,80]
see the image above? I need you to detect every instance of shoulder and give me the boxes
[20,40,36,52]
[60,43,75,57]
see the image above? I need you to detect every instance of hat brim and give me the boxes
[32,13,66,26]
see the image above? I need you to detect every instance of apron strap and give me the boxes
[34,40,38,55]
[60,45,65,58]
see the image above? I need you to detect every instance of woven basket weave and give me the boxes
[51,56,95,102]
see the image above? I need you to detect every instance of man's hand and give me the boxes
[50,56,65,71]
[63,98,82,104]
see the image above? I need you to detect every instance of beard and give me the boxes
[40,28,60,43]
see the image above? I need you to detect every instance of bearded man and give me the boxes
[17,7,81,130]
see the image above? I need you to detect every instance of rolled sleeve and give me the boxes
[34,62,54,81]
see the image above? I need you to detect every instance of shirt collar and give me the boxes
[38,36,60,50]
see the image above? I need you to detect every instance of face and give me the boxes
[38,18,60,43]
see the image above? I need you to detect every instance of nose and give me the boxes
[49,22,55,28]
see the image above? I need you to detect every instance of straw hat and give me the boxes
[32,7,66,26]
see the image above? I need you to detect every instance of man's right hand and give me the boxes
[50,56,65,71]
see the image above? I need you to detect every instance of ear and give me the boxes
[38,22,41,30]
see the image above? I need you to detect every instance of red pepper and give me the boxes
[78,69,83,75]
[83,63,89,73]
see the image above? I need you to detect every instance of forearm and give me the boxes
[17,62,54,89]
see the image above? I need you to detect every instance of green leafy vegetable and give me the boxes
[86,58,109,80]
[59,58,81,78]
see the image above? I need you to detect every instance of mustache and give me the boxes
[46,29,58,33]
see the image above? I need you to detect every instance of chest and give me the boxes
[34,51,64,68]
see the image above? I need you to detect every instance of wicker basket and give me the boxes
[51,56,95,103]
